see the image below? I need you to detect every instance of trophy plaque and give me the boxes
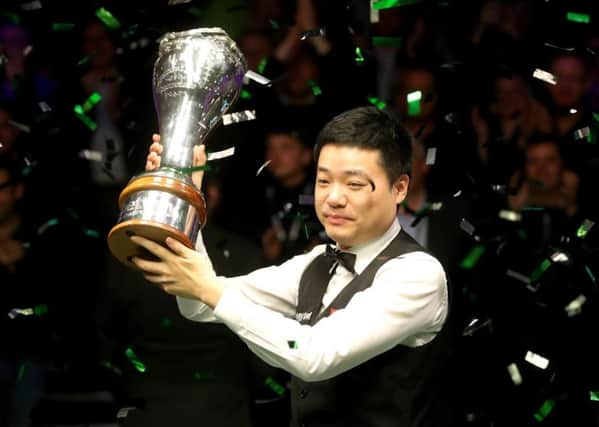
[108,28,247,268]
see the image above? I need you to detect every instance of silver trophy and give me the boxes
[108,28,247,268]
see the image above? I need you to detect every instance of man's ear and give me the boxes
[393,174,410,205]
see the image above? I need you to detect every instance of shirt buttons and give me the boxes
[299,389,308,399]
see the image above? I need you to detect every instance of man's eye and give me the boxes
[317,179,329,185]
[348,182,366,189]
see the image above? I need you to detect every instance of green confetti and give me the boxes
[269,19,279,30]
[307,80,322,96]
[593,113,599,124]
[287,340,298,349]
[522,206,545,211]
[83,228,100,238]
[125,347,146,373]
[257,57,268,74]
[161,318,172,329]
[372,36,402,47]
[459,245,486,270]
[566,12,590,24]
[74,105,97,131]
[77,54,94,67]
[17,362,28,382]
[591,391,599,401]
[34,304,48,316]
[355,47,365,64]
[240,89,252,99]
[95,7,121,29]
[585,266,596,285]
[83,92,102,113]
[529,259,551,283]
[533,399,555,422]
[407,90,422,117]
[372,0,419,9]
[51,22,75,32]
[265,376,286,395]
[367,96,387,110]
[576,219,595,238]
[101,360,123,376]
[37,218,59,235]
[0,11,20,24]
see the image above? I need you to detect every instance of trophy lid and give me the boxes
[159,27,229,46]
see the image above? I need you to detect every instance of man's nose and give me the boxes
[326,184,347,206]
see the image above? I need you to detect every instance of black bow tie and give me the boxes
[324,245,357,275]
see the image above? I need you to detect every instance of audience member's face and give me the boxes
[492,76,528,118]
[285,54,318,97]
[82,21,115,69]
[315,145,408,249]
[238,33,273,72]
[0,109,19,155]
[266,133,309,181]
[393,69,437,121]
[549,56,589,109]
[525,142,562,190]
[0,169,21,223]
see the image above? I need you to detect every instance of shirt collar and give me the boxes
[336,219,401,274]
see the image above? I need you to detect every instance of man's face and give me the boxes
[266,133,310,181]
[525,142,562,190]
[549,56,589,109]
[315,145,408,249]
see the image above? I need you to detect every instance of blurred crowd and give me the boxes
[1,0,598,426]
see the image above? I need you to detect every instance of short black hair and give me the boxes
[314,106,413,185]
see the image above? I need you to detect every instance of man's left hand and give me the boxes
[130,236,223,308]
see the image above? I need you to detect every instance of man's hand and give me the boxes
[130,235,224,308]
[145,133,207,189]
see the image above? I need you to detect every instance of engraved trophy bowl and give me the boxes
[108,27,247,268]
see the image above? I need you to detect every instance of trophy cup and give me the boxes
[107,28,247,268]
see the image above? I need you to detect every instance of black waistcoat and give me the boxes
[290,229,453,427]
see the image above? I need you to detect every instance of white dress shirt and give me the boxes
[177,219,448,382]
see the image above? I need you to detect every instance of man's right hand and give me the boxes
[145,133,207,188]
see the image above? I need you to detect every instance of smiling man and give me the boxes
[131,106,453,427]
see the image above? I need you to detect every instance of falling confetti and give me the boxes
[222,110,256,126]
[532,68,557,85]
[244,70,271,86]
[207,146,235,160]
[95,7,121,29]
[300,28,326,40]
[525,350,549,370]
[566,12,590,24]
[256,160,272,176]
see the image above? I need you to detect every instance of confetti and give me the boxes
[543,42,575,52]
[269,19,279,30]
[355,47,365,64]
[116,407,135,418]
[222,110,256,126]
[506,269,531,285]
[370,2,380,23]
[34,304,48,316]
[566,12,590,24]
[572,127,590,141]
[265,376,286,395]
[207,147,235,161]
[591,391,599,401]
[534,399,555,422]
[307,80,322,96]
[525,350,549,370]
[300,28,326,40]
[367,96,386,110]
[51,22,75,31]
[459,218,475,236]
[37,218,59,235]
[532,68,557,85]
[38,101,51,112]
[101,360,123,376]
[23,45,33,56]
[20,1,42,11]
[529,259,551,283]
[95,7,121,29]
[8,308,34,319]
[287,340,298,349]
[459,245,486,270]
[372,36,402,47]
[585,266,596,284]
[79,149,103,162]
[576,219,594,238]
[240,89,252,99]
[244,70,271,86]
[507,363,523,385]
[82,92,102,113]
[499,210,522,222]
[549,250,569,264]
[73,105,97,131]
[569,108,578,114]
[425,147,436,165]
[83,228,100,238]
[372,0,419,9]
[564,294,586,317]
[462,317,492,336]
[256,160,272,176]
[407,90,422,117]
[8,119,30,133]
[125,347,146,373]
[168,0,192,4]
[257,57,268,74]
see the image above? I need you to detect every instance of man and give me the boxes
[132,106,453,426]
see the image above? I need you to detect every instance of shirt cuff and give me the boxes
[213,288,247,333]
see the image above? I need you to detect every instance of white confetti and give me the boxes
[23,45,33,56]
[8,119,30,133]
[370,0,380,23]
[222,110,256,126]
[572,127,590,141]
[499,209,522,222]
[506,269,531,284]
[79,149,103,162]
[116,407,136,418]
[425,147,437,165]
[532,68,557,85]
[459,218,475,236]
[550,251,569,263]
[507,363,523,385]
[207,146,235,161]
[20,1,42,11]
[8,308,34,319]
[244,70,271,86]
[525,350,549,370]
[256,159,272,176]
[569,108,577,114]
[168,0,192,4]
[564,294,586,317]
[38,101,51,112]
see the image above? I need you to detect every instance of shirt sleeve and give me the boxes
[176,237,325,322]
[213,251,448,382]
